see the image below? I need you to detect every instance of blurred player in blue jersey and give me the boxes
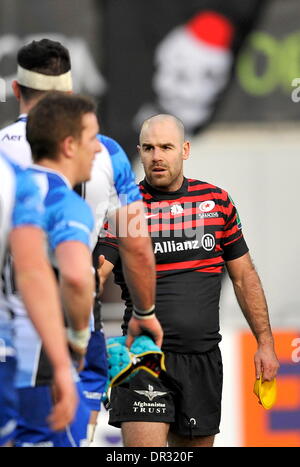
[0,38,162,443]
[9,93,101,447]
[0,151,77,447]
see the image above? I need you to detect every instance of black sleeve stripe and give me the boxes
[223,236,249,262]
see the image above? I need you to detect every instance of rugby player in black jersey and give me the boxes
[97,114,279,447]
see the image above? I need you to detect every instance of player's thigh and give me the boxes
[0,336,18,447]
[122,421,169,447]
[168,431,215,447]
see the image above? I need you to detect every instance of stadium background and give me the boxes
[0,0,299,447]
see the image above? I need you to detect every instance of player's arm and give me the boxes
[96,254,114,297]
[114,201,155,310]
[10,226,77,431]
[226,252,279,381]
[103,136,163,347]
[48,191,95,363]
[112,201,163,348]
[55,241,94,361]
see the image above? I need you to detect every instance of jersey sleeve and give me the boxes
[221,193,249,261]
[46,189,94,251]
[96,222,120,266]
[100,135,142,206]
[12,167,44,229]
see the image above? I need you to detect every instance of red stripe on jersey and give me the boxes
[223,232,243,247]
[215,223,239,240]
[156,256,223,272]
[196,266,223,273]
[142,193,228,207]
[101,240,118,249]
[177,193,227,203]
[222,223,240,238]
[145,214,225,227]
[148,218,224,232]
[104,232,117,241]
[140,191,152,200]
[142,197,190,207]
[188,183,223,193]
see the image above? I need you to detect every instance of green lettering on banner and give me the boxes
[237,32,279,96]
[280,32,300,92]
[237,30,300,96]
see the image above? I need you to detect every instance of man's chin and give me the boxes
[148,176,170,190]
[77,174,91,185]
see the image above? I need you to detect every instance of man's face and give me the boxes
[75,112,101,183]
[138,118,189,192]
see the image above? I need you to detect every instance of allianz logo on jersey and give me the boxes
[154,240,200,254]
[154,234,216,254]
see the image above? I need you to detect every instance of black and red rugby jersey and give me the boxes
[97,178,249,353]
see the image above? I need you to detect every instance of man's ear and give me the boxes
[182,141,190,161]
[12,80,21,101]
[61,136,76,159]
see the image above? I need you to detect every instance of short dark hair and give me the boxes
[17,39,71,102]
[27,92,96,162]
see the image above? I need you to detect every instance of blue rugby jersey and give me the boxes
[12,166,94,387]
[0,151,43,323]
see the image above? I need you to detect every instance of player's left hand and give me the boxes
[48,366,78,431]
[126,315,163,348]
[254,343,280,382]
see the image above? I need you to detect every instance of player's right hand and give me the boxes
[126,315,163,349]
[48,366,78,432]
[68,341,87,373]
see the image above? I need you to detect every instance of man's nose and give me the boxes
[152,148,162,161]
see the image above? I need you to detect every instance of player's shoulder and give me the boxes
[57,185,93,219]
[0,119,25,141]
[0,150,17,170]
[187,178,229,199]
[98,134,121,155]
[27,167,70,205]
[0,119,31,167]
[98,134,130,165]
[0,151,28,183]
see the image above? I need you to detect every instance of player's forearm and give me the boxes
[232,268,274,346]
[119,235,156,310]
[60,274,94,330]
[16,266,72,370]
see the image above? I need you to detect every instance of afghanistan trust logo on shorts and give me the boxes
[134,384,167,401]
[133,385,168,414]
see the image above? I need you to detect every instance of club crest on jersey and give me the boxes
[170,204,183,215]
[199,200,215,212]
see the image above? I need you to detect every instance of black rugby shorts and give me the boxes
[108,346,223,437]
